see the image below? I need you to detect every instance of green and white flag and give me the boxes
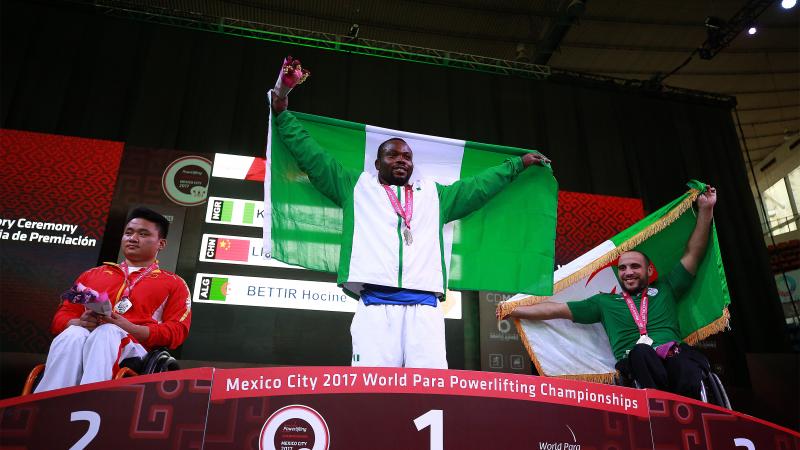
[499,180,730,382]
[265,111,558,295]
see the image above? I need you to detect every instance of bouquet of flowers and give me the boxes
[272,55,310,99]
[61,283,112,316]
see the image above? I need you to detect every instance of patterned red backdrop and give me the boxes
[0,129,122,353]
[556,191,644,266]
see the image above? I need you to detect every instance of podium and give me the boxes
[1,367,797,449]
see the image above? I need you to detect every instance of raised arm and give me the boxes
[437,152,550,222]
[271,90,289,116]
[680,186,717,275]
[270,91,359,206]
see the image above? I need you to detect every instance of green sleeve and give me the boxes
[435,156,525,222]
[567,296,602,324]
[274,111,360,206]
[667,262,694,300]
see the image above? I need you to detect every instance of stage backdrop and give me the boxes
[0,129,122,353]
[1,0,788,415]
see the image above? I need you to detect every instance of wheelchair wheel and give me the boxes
[707,372,731,409]
[142,348,180,374]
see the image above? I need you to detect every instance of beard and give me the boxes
[380,165,413,186]
[385,173,410,186]
[620,276,648,295]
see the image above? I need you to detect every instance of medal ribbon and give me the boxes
[382,184,413,231]
[622,291,649,335]
[119,261,159,300]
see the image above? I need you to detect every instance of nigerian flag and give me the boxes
[264,110,558,295]
[499,180,730,383]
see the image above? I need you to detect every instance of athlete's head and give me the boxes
[617,250,652,295]
[375,138,413,186]
[122,207,168,264]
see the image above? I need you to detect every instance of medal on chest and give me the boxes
[402,225,413,245]
[622,290,651,346]
[116,261,158,315]
[382,184,414,246]
[115,297,133,314]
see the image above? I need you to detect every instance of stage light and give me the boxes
[348,24,359,38]
[698,2,775,60]
[781,0,796,9]
[515,43,531,62]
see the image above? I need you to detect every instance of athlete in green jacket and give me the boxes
[501,188,717,398]
[271,87,549,369]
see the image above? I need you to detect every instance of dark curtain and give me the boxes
[2,1,787,370]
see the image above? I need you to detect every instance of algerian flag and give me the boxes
[498,180,730,382]
[264,110,558,295]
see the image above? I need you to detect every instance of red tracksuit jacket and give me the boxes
[51,262,192,350]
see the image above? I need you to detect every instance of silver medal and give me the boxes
[115,296,133,314]
[636,334,654,346]
[403,227,413,245]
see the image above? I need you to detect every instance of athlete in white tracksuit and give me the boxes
[271,90,548,368]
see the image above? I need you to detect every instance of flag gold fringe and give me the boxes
[499,187,725,384]
[684,307,730,345]
[554,372,617,384]
[513,317,617,384]
[512,308,730,384]
[498,188,700,319]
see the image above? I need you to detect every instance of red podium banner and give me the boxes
[647,390,799,450]
[1,367,797,450]
[207,366,649,450]
[0,368,213,450]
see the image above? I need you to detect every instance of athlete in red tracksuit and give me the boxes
[35,208,191,393]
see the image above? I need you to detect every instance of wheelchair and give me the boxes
[22,348,180,395]
[614,366,731,409]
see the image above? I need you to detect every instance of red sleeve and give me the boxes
[50,270,91,335]
[142,276,191,349]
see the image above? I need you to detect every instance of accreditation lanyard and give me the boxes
[382,184,414,232]
[621,291,649,336]
[118,261,159,301]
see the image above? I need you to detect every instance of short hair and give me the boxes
[377,137,409,159]
[621,250,651,268]
[126,207,170,238]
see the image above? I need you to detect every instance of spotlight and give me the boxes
[704,16,724,31]
[781,0,796,9]
[515,43,531,62]
[346,23,359,41]
[699,2,776,60]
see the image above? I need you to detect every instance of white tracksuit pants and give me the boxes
[350,302,447,369]
[34,324,147,393]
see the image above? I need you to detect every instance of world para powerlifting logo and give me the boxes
[259,405,330,450]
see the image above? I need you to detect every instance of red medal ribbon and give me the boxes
[382,184,413,230]
[119,261,159,299]
[622,290,649,336]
